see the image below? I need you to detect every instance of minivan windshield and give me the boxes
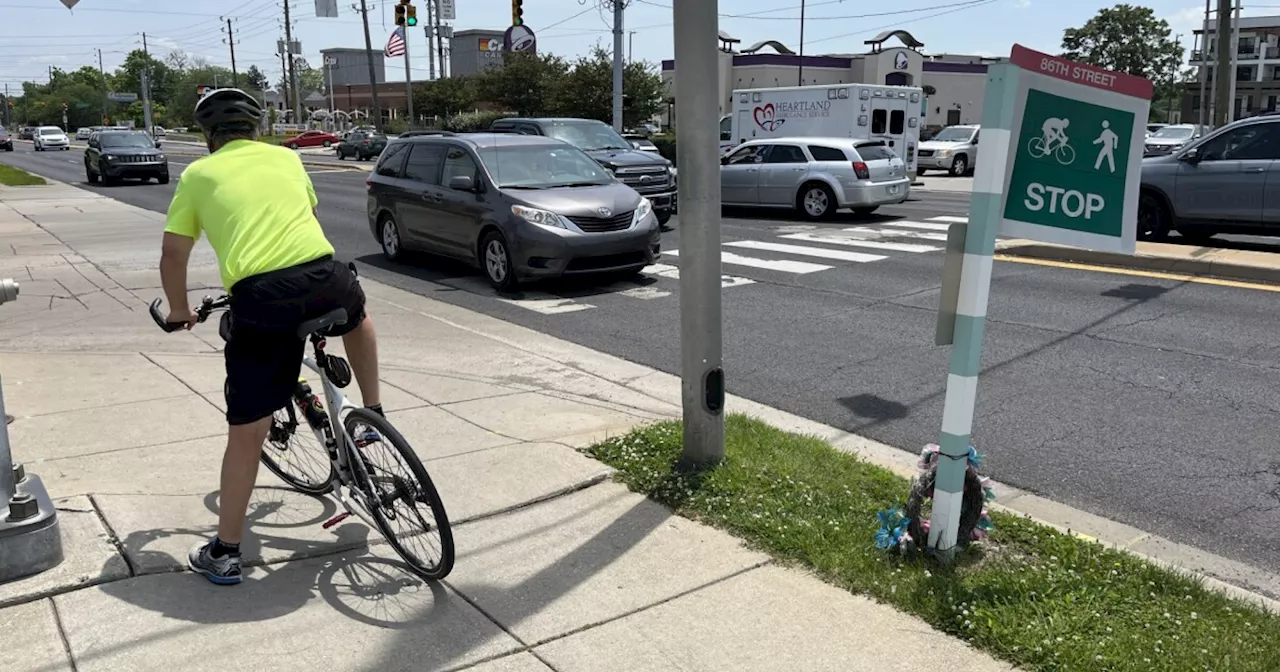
[98,133,154,148]
[1152,126,1196,139]
[544,121,632,152]
[477,144,613,189]
[932,127,976,142]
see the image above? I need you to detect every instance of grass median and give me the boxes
[0,164,47,186]
[586,415,1279,671]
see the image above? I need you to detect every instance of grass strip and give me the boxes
[0,164,47,186]
[586,415,1279,671]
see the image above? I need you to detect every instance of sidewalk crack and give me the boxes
[47,598,80,672]
[87,493,137,578]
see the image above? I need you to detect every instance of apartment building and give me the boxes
[1183,14,1280,122]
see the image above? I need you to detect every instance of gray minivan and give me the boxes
[367,133,661,291]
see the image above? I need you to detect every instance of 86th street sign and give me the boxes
[998,45,1152,254]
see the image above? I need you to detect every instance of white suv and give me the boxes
[34,126,70,151]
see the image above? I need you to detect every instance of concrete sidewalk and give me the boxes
[997,238,1280,285]
[0,183,1012,671]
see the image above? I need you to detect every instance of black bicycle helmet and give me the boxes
[194,88,265,132]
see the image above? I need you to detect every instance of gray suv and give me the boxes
[1138,115,1280,241]
[367,133,661,291]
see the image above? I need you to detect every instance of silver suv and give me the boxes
[720,137,910,220]
[1138,115,1280,241]
[917,124,979,176]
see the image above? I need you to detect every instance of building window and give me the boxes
[946,109,961,125]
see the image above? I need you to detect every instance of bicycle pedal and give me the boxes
[321,512,352,529]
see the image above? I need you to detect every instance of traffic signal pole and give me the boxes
[357,0,384,132]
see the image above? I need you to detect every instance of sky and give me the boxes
[0,0,1271,95]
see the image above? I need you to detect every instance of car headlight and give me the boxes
[156,154,165,161]
[512,204,566,229]
[635,198,653,222]
[102,154,114,161]
[938,149,952,157]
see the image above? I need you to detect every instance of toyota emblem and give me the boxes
[597,207,612,217]
[639,175,652,182]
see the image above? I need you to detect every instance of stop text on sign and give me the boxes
[1023,183,1105,220]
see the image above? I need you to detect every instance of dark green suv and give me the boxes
[335,130,387,161]
[85,130,168,186]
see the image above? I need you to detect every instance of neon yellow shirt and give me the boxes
[164,139,335,290]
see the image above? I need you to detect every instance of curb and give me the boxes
[995,240,1280,285]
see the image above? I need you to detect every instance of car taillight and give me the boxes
[365,175,372,188]
[852,161,870,180]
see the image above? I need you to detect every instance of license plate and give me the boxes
[887,185,900,195]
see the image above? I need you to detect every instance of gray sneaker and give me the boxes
[187,540,243,585]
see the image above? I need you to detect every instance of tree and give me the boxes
[296,60,325,94]
[112,50,176,105]
[472,51,569,116]
[245,65,270,92]
[414,76,477,119]
[555,47,666,127]
[1060,4,1183,84]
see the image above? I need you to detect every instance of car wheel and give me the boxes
[917,169,927,176]
[335,149,344,160]
[85,163,98,184]
[287,142,298,150]
[480,230,519,292]
[379,215,404,261]
[322,140,332,147]
[949,155,968,176]
[852,206,879,217]
[797,183,836,221]
[1137,192,1171,242]
[157,174,170,185]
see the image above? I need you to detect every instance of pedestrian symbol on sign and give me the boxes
[1093,120,1119,173]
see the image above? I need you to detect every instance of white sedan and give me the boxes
[34,126,70,151]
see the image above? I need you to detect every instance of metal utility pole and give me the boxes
[278,45,291,113]
[97,48,109,124]
[610,0,625,130]
[141,32,154,135]
[223,18,240,88]
[629,31,635,62]
[1227,0,1242,119]
[798,0,806,84]
[1213,0,1232,127]
[435,0,446,79]
[426,0,436,80]
[1197,0,1210,128]
[3,84,10,129]
[284,0,301,122]
[404,31,414,126]
[673,0,725,466]
[355,0,384,131]
[1169,35,1181,122]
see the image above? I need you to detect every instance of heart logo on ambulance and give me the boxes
[753,104,786,132]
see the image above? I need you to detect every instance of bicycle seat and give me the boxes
[297,308,349,338]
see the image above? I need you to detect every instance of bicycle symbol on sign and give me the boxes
[1027,116,1077,166]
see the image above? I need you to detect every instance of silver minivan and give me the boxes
[720,137,910,220]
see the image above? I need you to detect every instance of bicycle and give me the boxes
[1027,135,1076,165]
[149,294,455,580]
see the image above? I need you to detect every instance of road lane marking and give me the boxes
[497,294,594,314]
[994,255,1280,293]
[644,262,755,288]
[617,285,672,299]
[929,215,970,223]
[875,220,953,232]
[725,239,887,263]
[666,248,832,274]
[843,226,949,241]
[778,232,941,253]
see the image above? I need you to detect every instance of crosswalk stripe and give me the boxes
[617,285,672,299]
[778,232,941,253]
[666,249,831,274]
[725,239,887,263]
[928,216,970,224]
[643,262,755,288]
[843,227,949,241]
[874,220,953,232]
[497,295,594,314]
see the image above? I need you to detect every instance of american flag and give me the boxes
[385,26,406,57]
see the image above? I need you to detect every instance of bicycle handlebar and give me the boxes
[149,294,231,332]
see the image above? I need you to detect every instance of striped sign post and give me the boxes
[928,46,1151,558]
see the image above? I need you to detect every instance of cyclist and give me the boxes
[159,88,385,585]
[1041,117,1070,155]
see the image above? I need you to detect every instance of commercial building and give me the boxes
[319,47,387,88]
[660,30,1000,131]
[450,29,507,78]
[1183,14,1280,122]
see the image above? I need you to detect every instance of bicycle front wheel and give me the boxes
[1057,144,1076,165]
[344,408,455,580]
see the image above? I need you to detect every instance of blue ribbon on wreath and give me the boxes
[874,506,911,550]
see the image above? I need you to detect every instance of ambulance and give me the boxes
[722,83,925,179]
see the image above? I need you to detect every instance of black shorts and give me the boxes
[224,256,366,425]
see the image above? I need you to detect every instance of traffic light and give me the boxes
[405,4,417,26]
[394,2,405,26]
[512,0,523,26]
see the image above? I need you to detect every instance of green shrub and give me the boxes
[652,134,676,165]
[385,118,410,135]
[442,110,516,132]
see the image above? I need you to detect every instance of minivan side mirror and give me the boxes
[720,155,729,165]
[155,140,162,148]
[449,175,475,191]
[1179,147,1201,163]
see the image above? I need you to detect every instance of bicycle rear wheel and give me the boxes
[261,403,337,495]
[344,408,455,580]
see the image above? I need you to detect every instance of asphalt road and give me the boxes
[5,142,1280,578]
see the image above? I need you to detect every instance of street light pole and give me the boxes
[673,0,725,466]
[798,0,806,85]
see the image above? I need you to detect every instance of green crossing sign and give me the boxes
[998,46,1152,254]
